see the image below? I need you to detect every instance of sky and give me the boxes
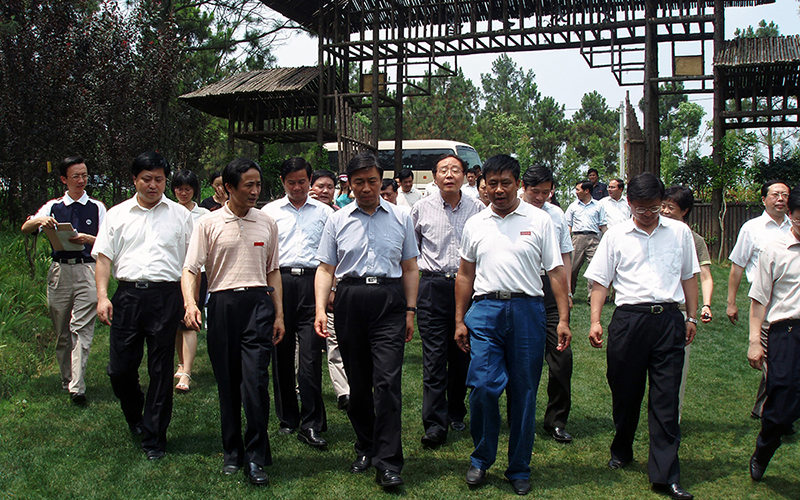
[267,1,800,135]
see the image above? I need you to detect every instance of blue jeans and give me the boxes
[464,296,546,480]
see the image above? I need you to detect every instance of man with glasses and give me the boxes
[726,180,791,420]
[22,155,106,405]
[411,154,485,449]
[586,173,699,500]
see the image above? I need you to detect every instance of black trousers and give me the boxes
[207,289,274,467]
[541,275,573,430]
[272,272,326,431]
[754,319,800,465]
[334,281,406,472]
[107,283,182,452]
[606,306,685,484]
[418,275,469,436]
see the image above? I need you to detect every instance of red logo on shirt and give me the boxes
[254,241,264,246]
[520,231,531,236]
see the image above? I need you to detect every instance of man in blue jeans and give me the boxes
[454,154,571,496]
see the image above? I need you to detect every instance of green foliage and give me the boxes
[565,91,619,175]
[403,65,479,141]
[734,19,780,38]
[752,155,800,188]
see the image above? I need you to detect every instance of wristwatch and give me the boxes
[686,317,698,325]
[406,306,417,313]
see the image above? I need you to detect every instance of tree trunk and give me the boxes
[712,187,724,259]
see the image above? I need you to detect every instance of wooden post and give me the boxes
[228,109,235,155]
[371,11,380,148]
[711,0,725,258]
[643,0,660,174]
[394,30,404,174]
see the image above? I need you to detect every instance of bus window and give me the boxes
[456,145,482,170]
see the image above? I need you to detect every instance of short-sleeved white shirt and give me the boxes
[748,231,800,324]
[584,216,700,306]
[460,201,563,297]
[261,195,332,268]
[728,211,791,282]
[599,196,631,227]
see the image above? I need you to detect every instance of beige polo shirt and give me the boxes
[748,231,800,325]
[183,203,279,293]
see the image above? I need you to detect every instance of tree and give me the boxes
[403,65,479,141]
[565,91,619,174]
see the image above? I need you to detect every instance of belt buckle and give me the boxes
[650,305,664,314]
[498,291,511,300]
[290,267,302,276]
[365,276,378,285]
[233,287,246,292]
[445,272,457,279]
[66,258,77,264]
[135,281,149,289]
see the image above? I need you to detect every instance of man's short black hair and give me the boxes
[397,168,413,181]
[381,178,398,192]
[131,151,170,178]
[664,185,694,218]
[58,156,85,177]
[467,165,482,176]
[432,154,466,175]
[521,165,554,188]
[209,171,222,184]
[611,178,625,189]
[788,184,800,212]
[587,168,599,176]
[481,154,520,181]
[171,170,200,199]
[761,179,790,198]
[223,158,261,190]
[576,179,593,192]
[346,152,382,178]
[279,157,312,180]
[311,169,336,187]
[627,172,665,202]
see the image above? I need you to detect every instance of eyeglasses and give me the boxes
[435,166,463,175]
[69,174,89,181]
[632,205,662,215]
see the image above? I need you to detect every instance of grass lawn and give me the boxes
[0,256,798,499]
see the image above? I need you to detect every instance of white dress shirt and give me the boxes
[460,201,563,297]
[584,216,700,306]
[541,202,574,255]
[564,198,607,233]
[729,211,791,282]
[262,195,333,268]
[461,184,479,199]
[397,187,423,207]
[92,195,193,282]
[748,231,800,324]
[599,196,631,227]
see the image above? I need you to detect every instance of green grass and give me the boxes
[0,232,797,498]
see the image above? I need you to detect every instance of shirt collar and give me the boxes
[627,215,667,236]
[221,202,258,222]
[488,199,526,219]
[761,210,790,228]
[62,191,89,206]
[278,195,313,211]
[439,192,463,211]
[577,198,595,207]
[347,198,391,217]
[130,194,168,212]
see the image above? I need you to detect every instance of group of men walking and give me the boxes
[23,151,800,497]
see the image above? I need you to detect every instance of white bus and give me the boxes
[323,140,482,190]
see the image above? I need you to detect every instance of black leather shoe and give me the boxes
[465,465,487,486]
[245,462,269,485]
[545,426,573,443]
[749,454,767,481]
[350,455,370,473]
[450,421,466,431]
[337,394,350,410]
[145,449,165,461]
[651,482,693,500]
[297,428,327,449]
[607,458,629,470]
[222,464,241,475]
[421,431,446,448]
[129,421,144,437]
[375,469,404,488]
[510,478,531,495]
[70,393,87,405]
[278,426,295,435]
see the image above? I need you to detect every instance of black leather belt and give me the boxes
[340,277,401,285]
[617,302,679,314]
[117,280,180,290]
[474,292,532,302]
[420,271,457,279]
[231,286,273,293]
[279,267,315,276]
[54,256,94,264]
[572,231,598,236]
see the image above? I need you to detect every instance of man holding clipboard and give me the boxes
[21,156,106,405]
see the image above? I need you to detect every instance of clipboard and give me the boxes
[43,223,84,251]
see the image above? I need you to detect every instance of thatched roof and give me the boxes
[716,36,800,99]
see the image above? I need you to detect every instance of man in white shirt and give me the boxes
[455,155,571,496]
[726,180,791,419]
[600,178,631,227]
[92,151,194,460]
[460,165,480,199]
[262,158,333,449]
[396,168,422,207]
[585,173,699,500]
[564,180,607,300]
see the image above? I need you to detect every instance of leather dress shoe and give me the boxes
[465,465,486,486]
[245,462,269,485]
[222,464,241,475]
[297,428,327,449]
[337,394,350,410]
[450,421,466,431]
[607,458,629,470]
[278,426,295,435]
[145,449,165,461]
[510,478,531,495]
[421,431,446,448]
[70,393,87,405]
[350,454,370,473]
[749,454,767,481]
[545,426,573,443]
[375,469,404,488]
[651,482,693,500]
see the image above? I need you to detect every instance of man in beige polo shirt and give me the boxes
[182,158,285,486]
